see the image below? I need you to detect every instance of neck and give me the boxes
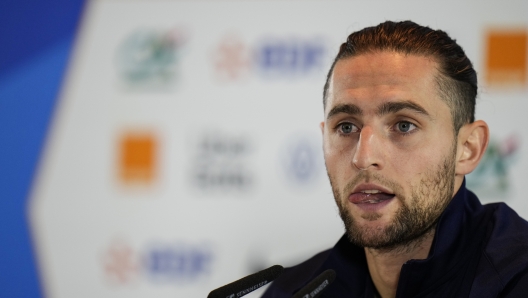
[364,228,436,298]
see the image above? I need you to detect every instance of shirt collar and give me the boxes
[300,179,488,297]
[396,179,488,296]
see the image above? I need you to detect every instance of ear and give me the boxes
[320,121,325,134]
[455,120,489,176]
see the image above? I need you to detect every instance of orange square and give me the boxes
[120,133,156,183]
[485,30,527,86]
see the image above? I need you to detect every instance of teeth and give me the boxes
[365,200,381,203]
[361,190,381,194]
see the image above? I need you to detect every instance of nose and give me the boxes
[352,126,383,171]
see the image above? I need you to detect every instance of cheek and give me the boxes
[324,133,356,156]
[324,144,354,177]
[389,140,448,177]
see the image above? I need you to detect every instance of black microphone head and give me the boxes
[292,269,336,298]
[207,265,284,298]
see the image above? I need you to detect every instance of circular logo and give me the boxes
[280,134,323,185]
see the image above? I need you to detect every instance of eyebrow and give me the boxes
[377,101,430,118]
[326,100,431,120]
[326,104,362,120]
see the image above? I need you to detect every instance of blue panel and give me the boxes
[0,38,73,298]
[0,1,85,78]
[0,0,84,296]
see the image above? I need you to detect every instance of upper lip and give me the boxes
[351,183,394,195]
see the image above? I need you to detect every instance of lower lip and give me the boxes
[348,193,395,212]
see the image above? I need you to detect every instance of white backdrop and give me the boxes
[29,0,528,297]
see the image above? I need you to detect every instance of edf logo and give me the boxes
[102,239,213,285]
[144,243,213,281]
[255,39,326,76]
[213,35,328,81]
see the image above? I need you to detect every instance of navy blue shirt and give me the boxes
[262,182,528,297]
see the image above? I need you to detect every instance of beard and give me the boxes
[328,143,456,251]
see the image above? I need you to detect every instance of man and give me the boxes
[262,21,528,297]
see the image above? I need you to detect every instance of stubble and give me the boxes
[328,144,456,252]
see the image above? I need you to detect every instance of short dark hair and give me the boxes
[323,20,477,133]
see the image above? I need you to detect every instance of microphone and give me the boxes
[207,265,284,298]
[292,269,336,298]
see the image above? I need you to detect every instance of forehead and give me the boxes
[327,51,446,115]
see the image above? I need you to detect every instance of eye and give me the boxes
[338,122,358,134]
[395,121,417,134]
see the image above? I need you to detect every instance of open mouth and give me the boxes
[349,190,395,204]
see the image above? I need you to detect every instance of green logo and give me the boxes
[466,135,520,199]
[117,28,187,89]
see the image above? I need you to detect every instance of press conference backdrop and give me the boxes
[13,0,527,297]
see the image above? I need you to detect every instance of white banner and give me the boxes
[30,1,528,297]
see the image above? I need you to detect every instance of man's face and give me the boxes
[322,51,457,250]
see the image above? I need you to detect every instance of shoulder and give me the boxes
[483,202,528,268]
[473,203,528,295]
[261,249,332,298]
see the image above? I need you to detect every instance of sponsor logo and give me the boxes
[119,132,157,184]
[212,34,328,81]
[255,38,326,78]
[191,132,253,192]
[102,239,139,284]
[213,35,251,81]
[101,239,213,286]
[280,133,323,186]
[117,28,187,89]
[467,134,520,198]
[485,29,527,87]
[144,242,213,282]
